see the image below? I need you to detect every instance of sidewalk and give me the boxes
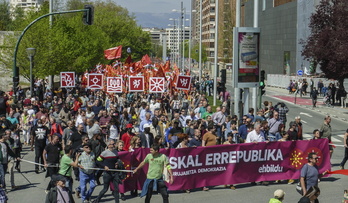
[266,86,348,122]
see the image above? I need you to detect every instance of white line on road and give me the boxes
[300,112,313,117]
[301,120,307,124]
[302,133,342,143]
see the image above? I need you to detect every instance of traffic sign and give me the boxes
[297,70,303,76]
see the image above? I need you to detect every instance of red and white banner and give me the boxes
[87,74,104,89]
[176,75,191,90]
[129,76,144,92]
[106,77,122,93]
[149,77,165,93]
[118,139,330,192]
[104,45,122,60]
[60,72,75,88]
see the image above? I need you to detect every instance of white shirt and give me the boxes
[109,125,119,140]
[245,130,265,143]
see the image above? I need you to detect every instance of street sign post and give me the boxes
[297,70,303,76]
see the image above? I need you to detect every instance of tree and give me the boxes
[1,0,152,80]
[301,0,348,88]
[0,0,11,30]
[184,42,207,63]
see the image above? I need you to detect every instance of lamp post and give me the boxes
[199,0,202,82]
[26,48,36,97]
[169,18,177,66]
[173,2,185,72]
[189,10,197,74]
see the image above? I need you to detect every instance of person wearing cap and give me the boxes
[139,112,152,133]
[121,123,135,151]
[140,123,154,148]
[268,189,285,203]
[77,142,96,203]
[45,175,75,203]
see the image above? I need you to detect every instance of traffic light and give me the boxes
[83,5,94,25]
[220,69,226,84]
[260,70,265,96]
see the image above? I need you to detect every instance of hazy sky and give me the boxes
[116,0,192,28]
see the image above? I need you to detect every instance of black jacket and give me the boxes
[140,132,154,148]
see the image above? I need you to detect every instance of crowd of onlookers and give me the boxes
[287,78,347,108]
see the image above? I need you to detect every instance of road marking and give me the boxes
[331,137,341,143]
[301,120,307,124]
[337,134,345,139]
[302,133,342,143]
[303,133,312,140]
[300,112,313,117]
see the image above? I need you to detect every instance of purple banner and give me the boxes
[119,139,330,191]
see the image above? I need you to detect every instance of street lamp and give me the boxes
[26,47,36,97]
[173,2,185,72]
[169,18,178,66]
[189,10,197,74]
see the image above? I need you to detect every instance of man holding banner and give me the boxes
[133,144,173,203]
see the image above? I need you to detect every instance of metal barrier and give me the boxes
[267,74,337,89]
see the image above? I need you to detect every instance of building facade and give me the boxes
[192,0,236,63]
[243,0,320,76]
[9,0,43,11]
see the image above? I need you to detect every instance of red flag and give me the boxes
[125,55,132,64]
[141,54,152,65]
[104,45,122,60]
[327,170,348,175]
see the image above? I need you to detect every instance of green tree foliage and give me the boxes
[184,42,207,63]
[301,0,348,87]
[2,0,151,79]
[0,0,11,30]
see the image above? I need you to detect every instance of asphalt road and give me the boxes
[7,93,348,203]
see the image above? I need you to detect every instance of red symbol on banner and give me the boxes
[60,72,75,88]
[289,149,306,169]
[176,75,192,90]
[304,147,323,166]
[88,74,103,89]
[129,76,144,92]
[149,77,165,93]
[107,77,122,93]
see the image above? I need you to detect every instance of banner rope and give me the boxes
[20,159,134,173]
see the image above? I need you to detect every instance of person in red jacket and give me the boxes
[121,123,135,151]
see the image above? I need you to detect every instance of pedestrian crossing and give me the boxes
[303,133,345,143]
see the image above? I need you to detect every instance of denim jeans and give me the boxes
[79,171,96,201]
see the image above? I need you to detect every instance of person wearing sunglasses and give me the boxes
[299,153,328,196]
[77,143,96,203]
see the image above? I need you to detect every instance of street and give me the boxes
[7,89,348,203]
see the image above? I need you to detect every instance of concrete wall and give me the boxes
[244,0,298,76]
